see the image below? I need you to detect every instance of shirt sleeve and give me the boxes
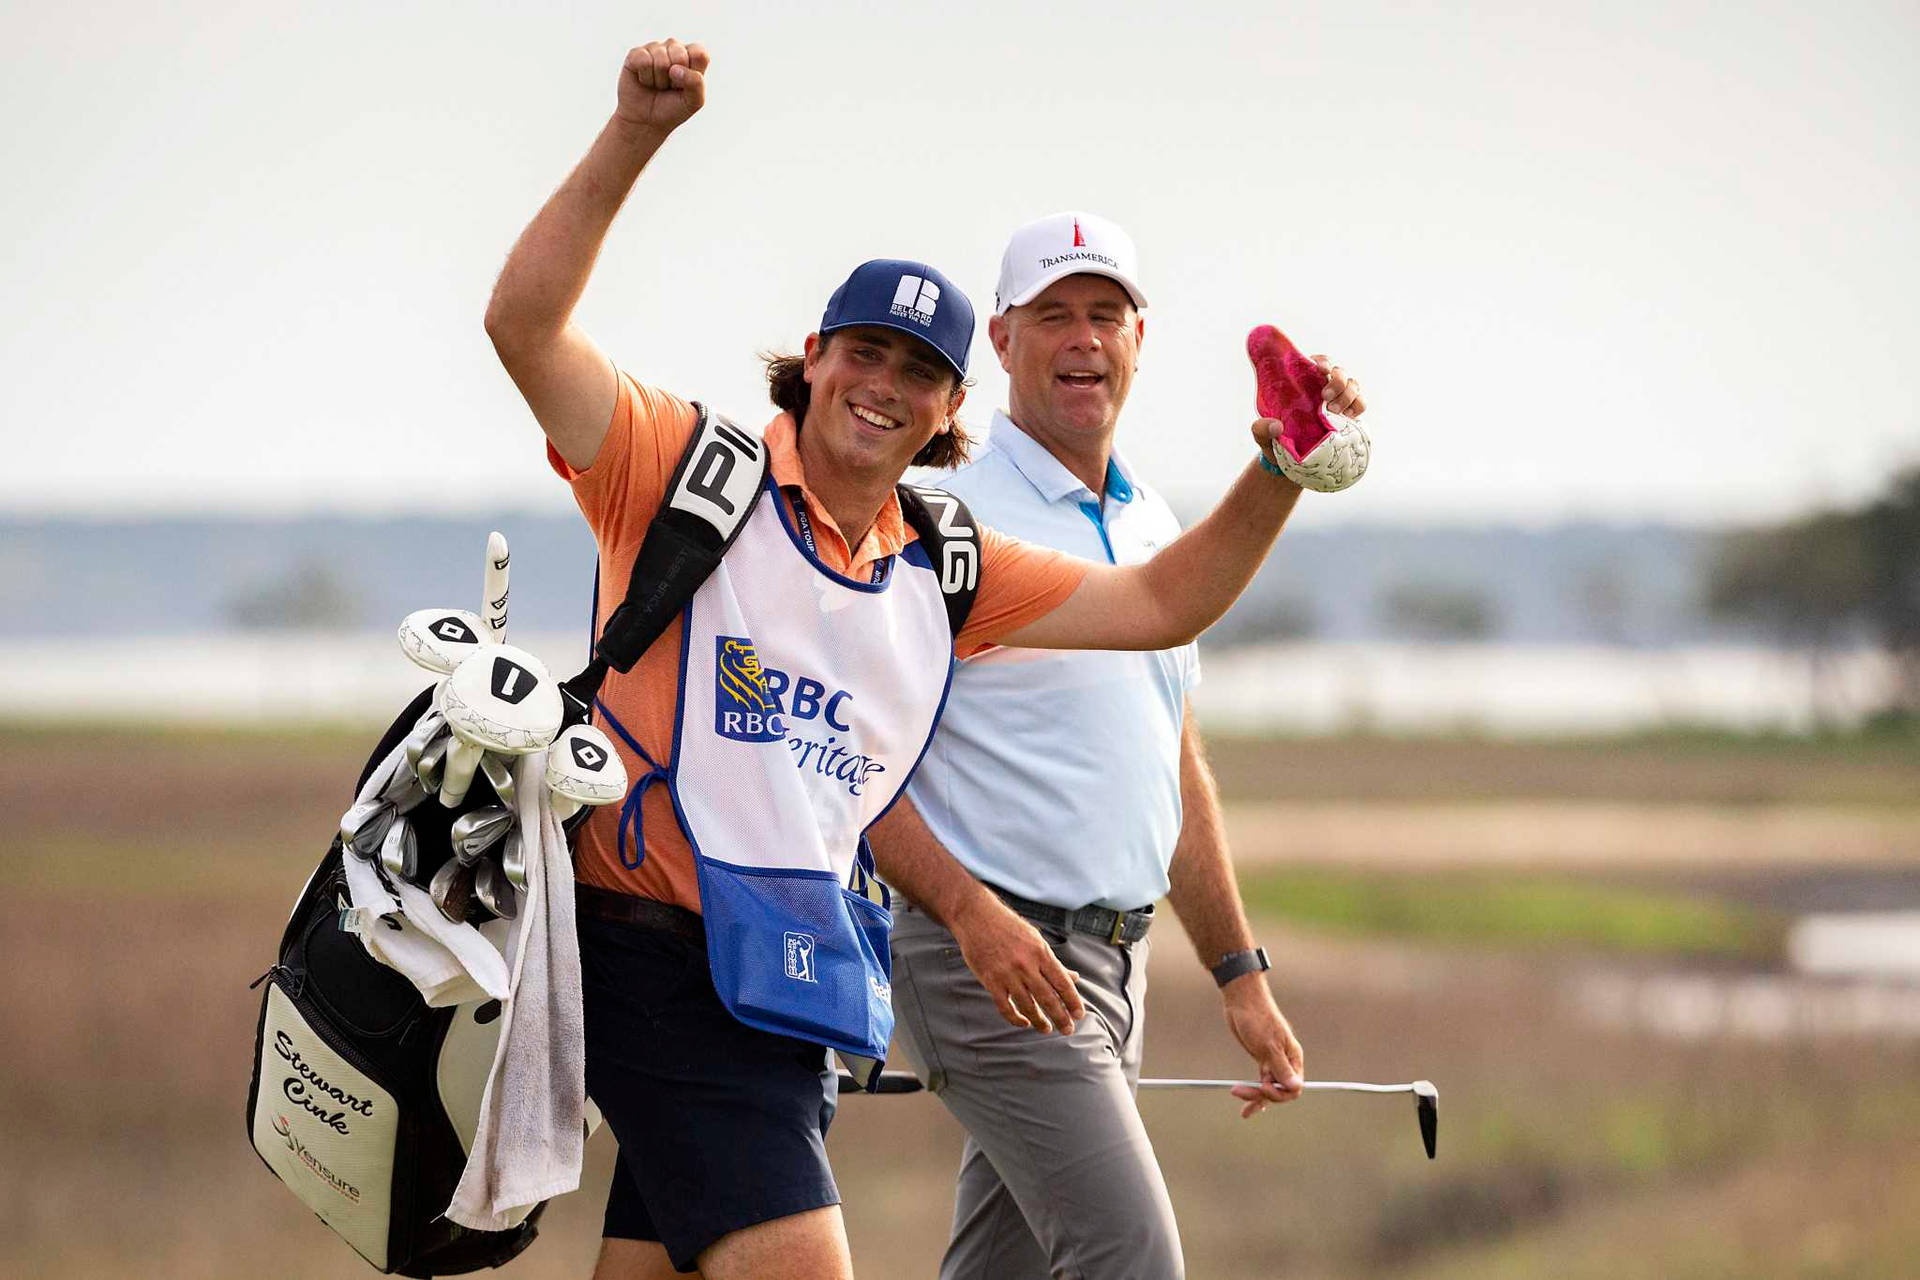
[545,370,700,550]
[953,524,1092,658]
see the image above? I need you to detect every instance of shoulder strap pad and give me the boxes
[897,483,981,640]
[592,403,770,674]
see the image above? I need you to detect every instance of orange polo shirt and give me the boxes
[549,371,1090,913]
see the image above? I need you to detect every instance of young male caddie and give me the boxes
[485,39,1322,1280]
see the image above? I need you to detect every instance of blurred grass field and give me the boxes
[2,721,1917,1279]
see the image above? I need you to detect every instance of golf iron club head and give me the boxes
[403,710,449,773]
[501,829,528,891]
[429,857,477,924]
[414,735,450,793]
[450,806,515,866]
[479,751,517,809]
[339,798,395,859]
[378,815,420,884]
[474,856,518,920]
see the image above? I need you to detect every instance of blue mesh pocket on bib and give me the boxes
[693,858,895,1060]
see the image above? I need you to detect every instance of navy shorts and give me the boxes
[578,907,840,1273]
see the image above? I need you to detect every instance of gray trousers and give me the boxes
[890,900,1183,1280]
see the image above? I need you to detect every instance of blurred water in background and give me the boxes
[0,634,1897,732]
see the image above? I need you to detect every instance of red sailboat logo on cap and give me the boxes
[1072,219,1085,247]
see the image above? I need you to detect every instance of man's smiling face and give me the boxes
[800,325,963,483]
[991,274,1144,445]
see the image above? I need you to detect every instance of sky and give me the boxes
[2,0,1915,526]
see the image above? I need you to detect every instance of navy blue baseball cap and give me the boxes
[819,259,974,378]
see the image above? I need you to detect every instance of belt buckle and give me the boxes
[1108,910,1127,946]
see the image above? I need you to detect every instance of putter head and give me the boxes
[398,609,487,674]
[1412,1080,1438,1160]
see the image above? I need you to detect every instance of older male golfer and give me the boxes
[869,212,1367,1280]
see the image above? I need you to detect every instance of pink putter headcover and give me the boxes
[1246,324,1330,464]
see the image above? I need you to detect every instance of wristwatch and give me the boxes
[1210,946,1271,988]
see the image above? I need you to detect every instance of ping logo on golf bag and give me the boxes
[714,636,784,742]
[784,931,818,983]
[432,615,478,645]
[570,736,608,773]
[489,655,538,705]
[908,486,979,594]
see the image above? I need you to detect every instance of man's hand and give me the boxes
[1221,975,1305,1119]
[950,894,1086,1035]
[615,38,711,135]
[1314,356,1365,418]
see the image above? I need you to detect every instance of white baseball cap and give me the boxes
[993,211,1148,315]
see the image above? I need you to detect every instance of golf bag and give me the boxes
[246,404,979,1274]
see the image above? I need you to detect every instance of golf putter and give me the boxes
[1247,324,1370,493]
[835,1072,1439,1160]
[1139,1078,1437,1159]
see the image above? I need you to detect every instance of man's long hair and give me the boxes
[763,336,972,470]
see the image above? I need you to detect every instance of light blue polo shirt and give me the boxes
[904,411,1199,910]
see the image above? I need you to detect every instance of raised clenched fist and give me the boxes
[615,38,711,134]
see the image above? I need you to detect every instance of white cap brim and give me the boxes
[998,262,1148,315]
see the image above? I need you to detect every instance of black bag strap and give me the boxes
[560,402,769,718]
[896,482,982,640]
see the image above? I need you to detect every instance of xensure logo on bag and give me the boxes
[714,635,784,742]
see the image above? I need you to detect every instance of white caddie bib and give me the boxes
[671,479,956,1058]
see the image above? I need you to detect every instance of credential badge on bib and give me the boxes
[714,635,785,743]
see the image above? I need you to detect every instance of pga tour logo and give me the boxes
[890,274,940,327]
[784,931,818,983]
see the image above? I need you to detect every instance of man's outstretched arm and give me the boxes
[484,39,710,470]
[1164,701,1305,1117]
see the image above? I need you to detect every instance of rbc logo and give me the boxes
[784,931,817,983]
[715,636,784,742]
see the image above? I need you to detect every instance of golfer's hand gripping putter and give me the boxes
[1246,325,1371,493]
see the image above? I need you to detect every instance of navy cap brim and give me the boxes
[818,318,969,379]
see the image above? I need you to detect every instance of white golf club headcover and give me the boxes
[482,531,510,644]
[545,724,628,820]
[1273,415,1371,494]
[399,609,488,674]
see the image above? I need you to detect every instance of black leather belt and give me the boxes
[576,882,706,947]
[988,884,1153,946]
